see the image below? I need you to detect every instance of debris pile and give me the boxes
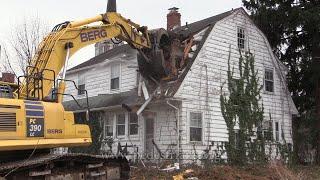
[138,29,197,84]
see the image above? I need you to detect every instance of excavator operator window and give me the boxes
[0,84,14,98]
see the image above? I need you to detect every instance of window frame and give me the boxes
[237,26,246,50]
[189,112,203,143]
[275,121,280,142]
[104,113,114,137]
[262,120,273,141]
[110,63,120,91]
[234,129,240,149]
[264,68,274,93]
[116,113,125,137]
[77,74,86,96]
[129,113,139,136]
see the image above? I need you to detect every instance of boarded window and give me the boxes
[104,114,113,137]
[265,69,274,92]
[190,112,202,142]
[237,27,246,49]
[78,74,85,95]
[116,114,125,136]
[129,113,138,135]
[111,64,120,90]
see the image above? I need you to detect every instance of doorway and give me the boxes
[145,118,154,158]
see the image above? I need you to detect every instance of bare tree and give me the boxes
[0,45,18,78]
[0,17,48,76]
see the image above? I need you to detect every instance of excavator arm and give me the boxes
[18,12,151,101]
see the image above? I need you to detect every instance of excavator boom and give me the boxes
[18,12,151,101]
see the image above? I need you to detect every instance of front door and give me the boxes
[145,118,154,158]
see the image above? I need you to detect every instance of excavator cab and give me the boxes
[0,81,17,99]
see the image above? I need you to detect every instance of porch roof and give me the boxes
[63,89,144,112]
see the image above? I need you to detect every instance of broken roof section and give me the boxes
[137,8,236,98]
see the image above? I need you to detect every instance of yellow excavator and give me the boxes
[0,0,168,179]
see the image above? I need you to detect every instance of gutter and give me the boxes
[166,100,181,164]
[68,104,127,113]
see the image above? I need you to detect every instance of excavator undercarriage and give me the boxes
[0,153,129,179]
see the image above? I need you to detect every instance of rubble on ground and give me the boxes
[130,163,316,180]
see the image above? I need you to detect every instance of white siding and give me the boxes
[64,54,138,101]
[175,10,294,156]
[100,104,178,161]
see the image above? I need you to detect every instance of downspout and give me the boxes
[166,100,180,164]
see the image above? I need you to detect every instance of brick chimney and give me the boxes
[1,73,15,83]
[167,7,181,31]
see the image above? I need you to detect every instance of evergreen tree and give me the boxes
[243,0,320,164]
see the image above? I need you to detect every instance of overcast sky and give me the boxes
[0,0,242,70]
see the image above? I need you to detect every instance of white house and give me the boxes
[63,8,298,162]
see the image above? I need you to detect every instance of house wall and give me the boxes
[64,54,138,101]
[100,104,178,161]
[174,10,295,160]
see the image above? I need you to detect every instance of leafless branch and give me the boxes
[2,16,48,76]
[1,47,18,79]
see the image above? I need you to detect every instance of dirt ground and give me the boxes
[130,164,320,180]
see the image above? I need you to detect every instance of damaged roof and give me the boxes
[67,9,237,73]
[161,9,239,96]
[63,88,144,112]
[63,9,239,111]
[68,44,132,72]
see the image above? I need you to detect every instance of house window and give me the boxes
[234,129,240,149]
[104,114,113,137]
[129,113,138,135]
[77,74,85,95]
[111,64,120,90]
[237,27,246,50]
[116,114,125,136]
[190,112,202,142]
[265,69,274,92]
[230,78,240,94]
[263,120,273,141]
[275,122,280,141]
[99,45,104,55]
